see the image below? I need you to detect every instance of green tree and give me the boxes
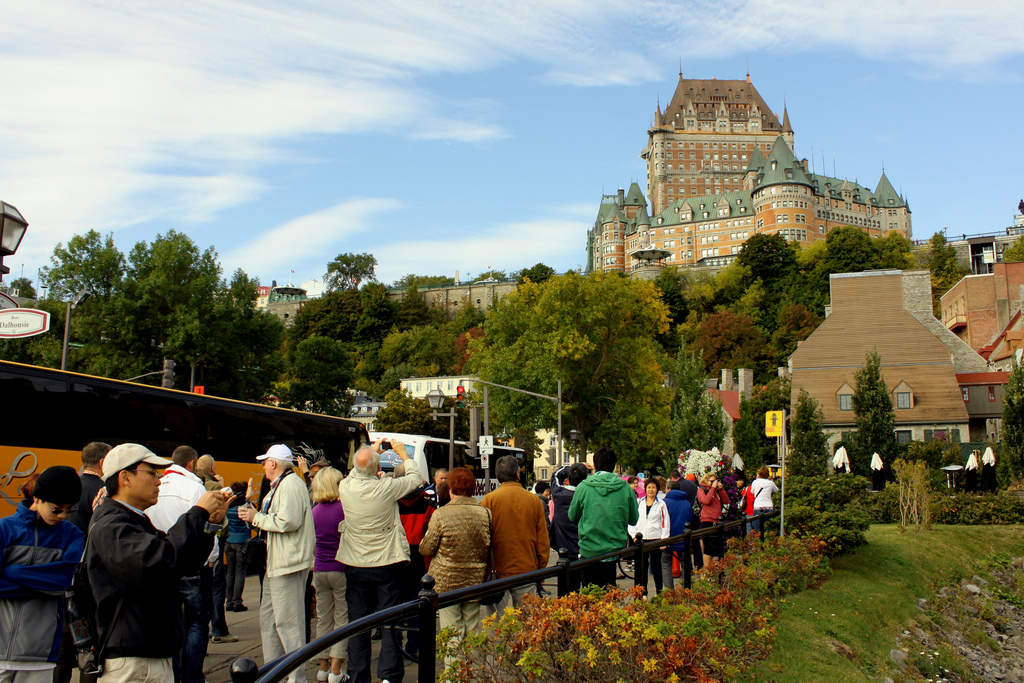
[288,290,362,351]
[1003,236,1024,263]
[876,232,916,270]
[919,232,969,315]
[353,283,396,346]
[823,226,881,275]
[852,349,896,475]
[325,252,377,292]
[42,230,126,300]
[737,233,797,292]
[7,276,36,299]
[770,303,821,362]
[669,346,726,469]
[514,263,555,285]
[281,336,354,415]
[1000,358,1024,483]
[372,390,469,440]
[379,325,453,377]
[789,389,829,476]
[469,271,672,472]
[733,378,791,475]
[391,274,454,290]
[471,269,507,282]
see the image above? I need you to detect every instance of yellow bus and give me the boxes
[0,360,368,514]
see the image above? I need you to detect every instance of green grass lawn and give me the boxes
[741,524,1024,682]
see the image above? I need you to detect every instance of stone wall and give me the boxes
[901,270,988,373]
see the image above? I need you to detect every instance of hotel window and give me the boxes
[896,392,911,409]
[962,387,969,401]
[989,386,996,401]
[839,394,853,411]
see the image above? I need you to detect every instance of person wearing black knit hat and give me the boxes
[0,466,86,682]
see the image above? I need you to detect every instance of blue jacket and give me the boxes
[225,505,251,545]
[0,501,85,663]
[662,489,693,551]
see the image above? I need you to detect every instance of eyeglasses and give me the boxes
[129,467,163,479]
[47,504,78,516]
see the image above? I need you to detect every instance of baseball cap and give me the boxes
[256,444,295,464]
[102,444,173,480]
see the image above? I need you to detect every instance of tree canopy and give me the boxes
[325,252,378,292]
[852,349,897,475]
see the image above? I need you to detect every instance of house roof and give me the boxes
[955,372,1010,385]
[755,136,812,189]
[708,388,740,421]
[663,77,783,131]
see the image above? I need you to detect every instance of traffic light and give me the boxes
[162,358,176,388]
[456,383,466,408]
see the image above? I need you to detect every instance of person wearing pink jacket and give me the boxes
[696,473,730,568]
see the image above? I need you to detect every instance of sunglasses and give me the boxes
[47,503,78,516]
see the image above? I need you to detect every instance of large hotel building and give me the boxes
[586,74,912,277]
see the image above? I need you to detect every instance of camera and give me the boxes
[379,440,391,452]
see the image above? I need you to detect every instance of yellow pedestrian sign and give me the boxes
[765,411,784,437]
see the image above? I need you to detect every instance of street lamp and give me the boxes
[0,201,29,282]
[425,388,457,472]
[569,429,580,465]
[61,289,92,371]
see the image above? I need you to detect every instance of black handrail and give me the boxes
[230,510,779,683]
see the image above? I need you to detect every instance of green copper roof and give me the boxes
[746,146,766,173]
[756,136,811,188]
[624,182,646,206]
[653,190,753,226]
[633,204,651,226]
[873,172,905,208]
[595,196,620,225]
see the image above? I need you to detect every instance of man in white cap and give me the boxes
[85,444,228,683]
[237,444,314,683]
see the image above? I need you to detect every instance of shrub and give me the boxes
[439,536,830,683]
[783,474,873,555]
[870,489,1024,525]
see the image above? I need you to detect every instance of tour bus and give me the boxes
[368,431,528,497]
[0,360,369,515]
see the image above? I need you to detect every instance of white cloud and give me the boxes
[3,0,1023,277]
[222,197,402,279]
[373,217,588,285]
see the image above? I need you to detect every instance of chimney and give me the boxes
[737,368,754,401]
[720,369,735,391]
[617,188,625,205]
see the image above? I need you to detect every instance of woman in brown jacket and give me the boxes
[420,467,491,658]
[697,472,730,568]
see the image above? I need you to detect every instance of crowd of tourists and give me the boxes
[0,439,779,683]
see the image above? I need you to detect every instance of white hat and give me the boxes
[102,443,173,480]
[257,444,295,464]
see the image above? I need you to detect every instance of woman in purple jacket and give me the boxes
[310,467,350,683]
[696,473,730,568]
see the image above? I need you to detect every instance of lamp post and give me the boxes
[569,429,580,465]
[0,201,29,283]
[425,388,457,472]
[61,289,92,371]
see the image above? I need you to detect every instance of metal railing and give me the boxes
[229,510,780,683]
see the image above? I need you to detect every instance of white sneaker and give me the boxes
[328,673,350,683]
[316,672,328,682]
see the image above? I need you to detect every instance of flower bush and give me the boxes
[677,447,729,480]
[438,535,830,683]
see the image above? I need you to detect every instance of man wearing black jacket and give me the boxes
[85,444,228,683]
[549,463,589,592]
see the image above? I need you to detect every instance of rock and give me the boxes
[890,649,908,669]
[973,574,990,587]
[964,583,982,595]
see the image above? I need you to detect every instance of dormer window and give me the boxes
[837,382,854,411]
[893,381,914,409]
[771,160,777,170]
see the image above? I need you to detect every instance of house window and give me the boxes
[416,382,422,391]
[896,430,912,445]
[962,387,969,401]
[839,394,853,411]
[989,386,996,401]
[549,434,557,447]
[896,392,911,409]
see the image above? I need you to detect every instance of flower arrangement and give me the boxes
[677,447,729,480]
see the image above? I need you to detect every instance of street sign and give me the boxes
[478,435,493,455]
[480,451,489,469]
[765,410,784,437]
[0,292,18,310]
[0,308,51,338]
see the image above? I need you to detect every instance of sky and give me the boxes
[2,0,1023,292]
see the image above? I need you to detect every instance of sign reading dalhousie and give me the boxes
[0,309,51,339]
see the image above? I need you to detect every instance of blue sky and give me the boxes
[2,1,1023,291]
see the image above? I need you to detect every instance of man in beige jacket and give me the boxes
[336,440,423,683]
[237,444,314,683]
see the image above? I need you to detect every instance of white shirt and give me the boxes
[750,478,779,510]
[146,464,218,564]
[628,497,671,541]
